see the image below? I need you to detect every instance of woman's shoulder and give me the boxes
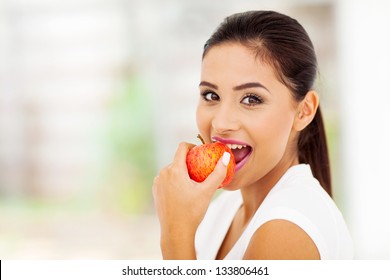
[249,164,354,259]
[244,218,321,259]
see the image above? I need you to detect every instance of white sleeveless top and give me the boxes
[195,164,354,259]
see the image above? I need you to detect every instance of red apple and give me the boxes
[186,142,235,188]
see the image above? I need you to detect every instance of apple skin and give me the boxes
[186,142,235,188]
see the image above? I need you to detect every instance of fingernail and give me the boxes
[222,152,231,167]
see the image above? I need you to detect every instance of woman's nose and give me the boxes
[211,104,240,135]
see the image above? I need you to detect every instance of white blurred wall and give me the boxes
[0,0,130,197]
[336,0,390,259]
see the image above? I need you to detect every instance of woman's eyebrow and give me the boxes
[199,81,270,93]
[233,82,270,93]
[199,81,218,89]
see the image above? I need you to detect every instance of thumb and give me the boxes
[202,152,230,190]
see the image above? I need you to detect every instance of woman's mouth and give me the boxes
[212,136,253,173]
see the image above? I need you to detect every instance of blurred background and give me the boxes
[0,0,389,259]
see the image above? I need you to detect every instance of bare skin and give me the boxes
[153,142,229,259]
[153,42,320,259]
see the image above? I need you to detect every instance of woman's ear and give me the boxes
[294,90,319,131]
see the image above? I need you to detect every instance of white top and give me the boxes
[195,164,354,259]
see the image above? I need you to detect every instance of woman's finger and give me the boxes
[201,151,230,190]
[172,142,195,171]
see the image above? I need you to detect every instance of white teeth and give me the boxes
[226,143,247,150]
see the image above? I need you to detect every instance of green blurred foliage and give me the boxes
[105,76,156,214]
[324,114,344,206]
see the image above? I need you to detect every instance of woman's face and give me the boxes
[196,43,300,190]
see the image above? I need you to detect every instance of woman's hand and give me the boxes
[152,142,230,259]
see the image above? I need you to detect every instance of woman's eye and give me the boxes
[241,94,263,105]
[202,92,220,101]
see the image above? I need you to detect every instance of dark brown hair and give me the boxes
[203,11,332,196]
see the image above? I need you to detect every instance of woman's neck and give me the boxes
[239,156,299,223]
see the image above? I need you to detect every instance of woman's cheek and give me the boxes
[196,106,211,139]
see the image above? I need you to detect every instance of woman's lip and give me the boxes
[211,136,252,173]
[211,136,251,147]
[235,149,252,173]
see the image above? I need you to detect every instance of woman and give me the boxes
[153,10,353,260]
